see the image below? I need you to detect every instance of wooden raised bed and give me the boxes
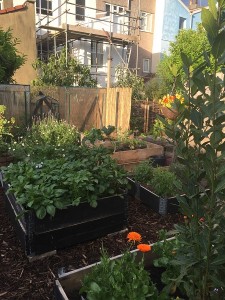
[0,173,128,257]
[111,142,164,172]
[53,240,169,300]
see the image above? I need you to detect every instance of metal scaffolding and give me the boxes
[35,0,141,87]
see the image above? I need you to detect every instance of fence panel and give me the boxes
[0,85,30,126]
[0,85,132,131]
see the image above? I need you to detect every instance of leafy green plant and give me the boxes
[152,119,165,140]
[133,160,154,185]
[115,65,146,101]
[156,1,225,298]
[151,167,181,198]
[0,28,26,84]
[80,231,158,300]
[3,145,128,219]
[32,47,97,87]
[0,105,15,155]
[10,117,80,161]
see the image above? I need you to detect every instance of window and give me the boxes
[143,59,150,73]
[91,41,103,67]
[36,0,52,16]
[76,0,85,21]
[0,1,2,10]
[105,3,124,17]
[179,17,186,29]
[140,12,152,32]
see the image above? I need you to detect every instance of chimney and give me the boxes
[3,0,14,9]
[189,0,198,9]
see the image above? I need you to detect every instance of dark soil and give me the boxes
[0,186,183,300]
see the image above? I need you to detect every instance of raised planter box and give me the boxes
[0,173,128,257]
[139,184,181,215]
[111,142,164,172]
[53,238,175,300]
[127,177,140,200]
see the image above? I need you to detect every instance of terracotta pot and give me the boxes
[161,106,178,120]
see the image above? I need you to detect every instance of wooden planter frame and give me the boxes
[0,173,128,257]
[54,238,175,300]
[111,142,164,172]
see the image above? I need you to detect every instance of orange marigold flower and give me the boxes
[137,244,151,252]
[127,231,142,242]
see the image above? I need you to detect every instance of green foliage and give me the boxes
[82,126,116,145]
[156,25,210,94]
[115,65,146,101]
[80,249,158,300]
[0,105,15,155]
[156,2,225,298]
[151,167,181,198]
[9,117,80,161]
[3,145,128,219]
[145,77,168,101]
[0,28,26,84]
[32,47,97,87]
[133,160,154,184]
[152,119,165,140]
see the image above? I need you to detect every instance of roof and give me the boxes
[0,3,26,15]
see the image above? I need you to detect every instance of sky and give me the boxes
[181,0,208,6]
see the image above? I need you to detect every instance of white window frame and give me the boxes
[91,41,104,68]
[36,0,52,16]
[140,12,153,32]
[76,0,85,21]
[143,58,150,73]
[105,3,125,17]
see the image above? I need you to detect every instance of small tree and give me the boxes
[32,47,97,87]
[115,65,146,101]
[0,28,26,84]
[156,24,210,93]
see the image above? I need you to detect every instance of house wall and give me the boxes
[0,0,37,85]
[152,0,190,73]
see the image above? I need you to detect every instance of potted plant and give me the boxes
[1,145,129,257]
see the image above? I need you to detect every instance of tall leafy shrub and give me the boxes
[0,28,26,84]
[158,1,225,298]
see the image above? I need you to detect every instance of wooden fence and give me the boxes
[0,85,132,131]
[0,85,30,126]
[30,86,132,131]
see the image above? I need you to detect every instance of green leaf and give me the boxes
[201,8,219,43]
[211,254,225,265]
[208,0,218,19]
[215,178,225,193]
[212,30,225,59]
[36,206,47,219]
[46,205,56,217]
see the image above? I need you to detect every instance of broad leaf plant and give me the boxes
[158,0,225,299]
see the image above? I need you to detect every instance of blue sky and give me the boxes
[181,0,208,6]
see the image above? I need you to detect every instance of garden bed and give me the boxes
[1,173,128,257]
[0,185,183,300]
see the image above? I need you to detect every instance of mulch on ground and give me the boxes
[0,187,183,300]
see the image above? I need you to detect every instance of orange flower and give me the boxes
[137,244,151,252]
[127,232,142,242]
